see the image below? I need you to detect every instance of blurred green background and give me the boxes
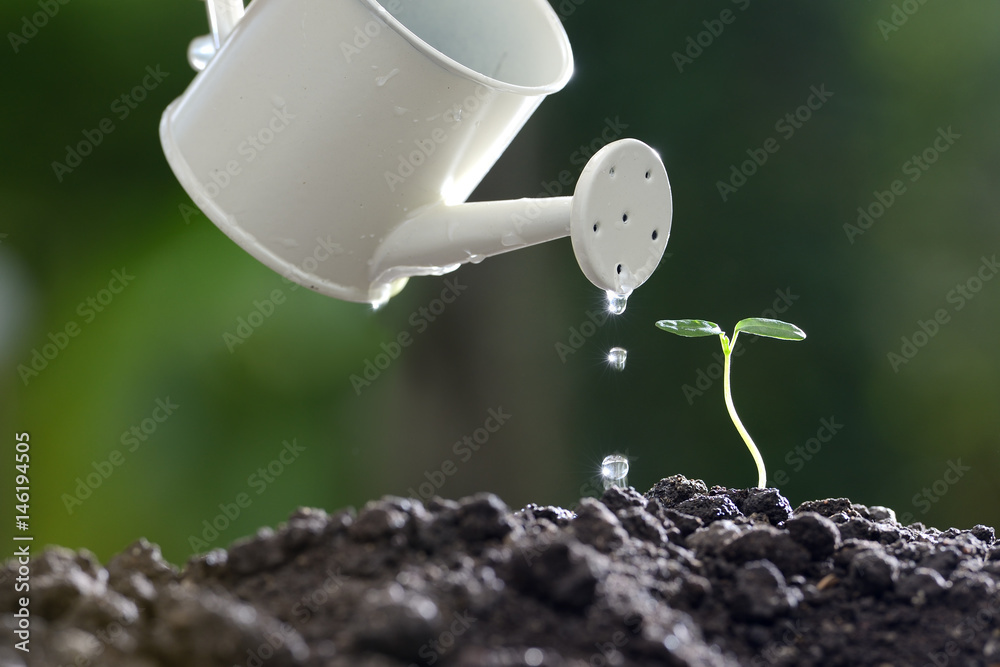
[2,1,998,565]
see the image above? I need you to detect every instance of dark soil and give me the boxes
[3,476,1000,667]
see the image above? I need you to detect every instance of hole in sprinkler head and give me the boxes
[616,264,622,274]
[609,166,616,176]
[645,170,651,179]
[593,222,599,233]
[651,229,659,240]
[622,213,628,223]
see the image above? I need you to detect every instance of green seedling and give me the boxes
[655,317,806,489]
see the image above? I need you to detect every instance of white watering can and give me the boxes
[161,0,673,306]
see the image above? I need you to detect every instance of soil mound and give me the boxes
[3,476,999,666]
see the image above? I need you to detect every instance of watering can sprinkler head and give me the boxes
[165,0,673,306]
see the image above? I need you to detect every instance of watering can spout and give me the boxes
[371,138,673,300]
[370,197,573,291]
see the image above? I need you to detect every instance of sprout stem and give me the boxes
[721,332,767,489]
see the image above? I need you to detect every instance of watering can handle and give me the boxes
[188,0,246,71]
[206,0,246,49]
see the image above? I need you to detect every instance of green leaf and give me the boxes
[655,319,724,337]
[733,317,806,341]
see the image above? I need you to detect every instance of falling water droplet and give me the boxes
[453,108,463,122]
[601,454,629,490]
[607,347,627,371]
[370,284,393,311]
[606,291,628,315]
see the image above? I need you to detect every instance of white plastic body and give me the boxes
[162,0,672,305]
[206,0,245,48]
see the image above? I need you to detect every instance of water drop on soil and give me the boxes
[601,454,629,490]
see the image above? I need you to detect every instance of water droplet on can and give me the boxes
[601,454,629,490]
[606,291,628,315]
[607,347,627,371]
[500,231,522,247]
[187,35,216,71]
[375,68,400,87]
